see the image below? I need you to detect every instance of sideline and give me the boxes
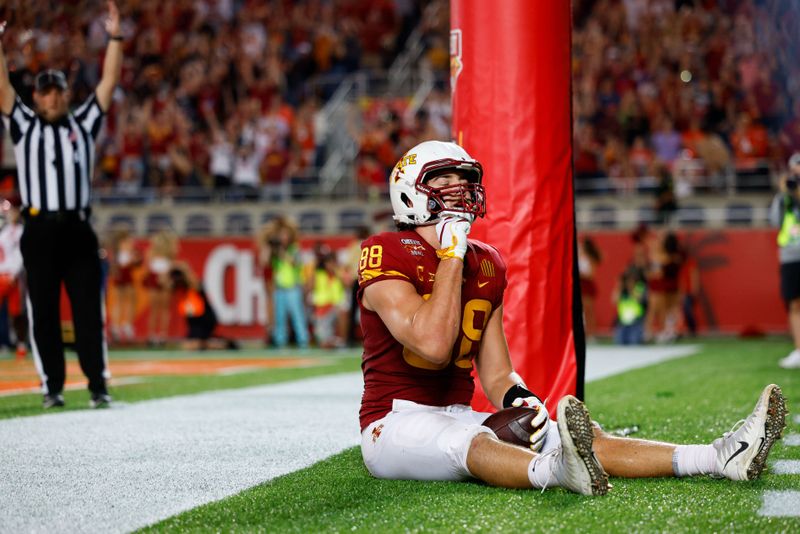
[0,345,698,533]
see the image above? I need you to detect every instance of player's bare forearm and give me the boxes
[0,22,15,115]
[364,258,464,364]
[407,257,465,362]
[95,0,123,111]
[474,305,522,408]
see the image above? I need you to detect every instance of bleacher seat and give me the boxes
[725,203,754,226]
[260,212,279,226]
[108,213,136,232]
[185,213,212,236]
[173,189,213,204]
[637,206,658,226]
[338,209,366,233]
[146,213,174,234]
[299,211,324,233]
[677,204,705,226]
[225,212,253,235]
[589,204,617,228]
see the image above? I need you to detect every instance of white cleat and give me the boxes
[554,395,609,496]
[713,384,787,481]
[778,349,800,369]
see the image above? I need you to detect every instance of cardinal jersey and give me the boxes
[357,230,507,430]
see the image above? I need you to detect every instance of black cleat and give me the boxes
[89,393,112,409]
[43,393,65,409]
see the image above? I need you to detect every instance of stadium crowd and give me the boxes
[571,0,800,196]
[1,1,796,203]
[0,0,431,200]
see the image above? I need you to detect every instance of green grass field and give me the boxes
[135,339,798,533]
[3,340,798,532]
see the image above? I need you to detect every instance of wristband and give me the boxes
[109,35,124,41]
[502,384,538,409]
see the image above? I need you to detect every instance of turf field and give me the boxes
[138,339,798,533]
[1,339,798,532]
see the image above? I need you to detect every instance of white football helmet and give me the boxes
[389,140,485,225]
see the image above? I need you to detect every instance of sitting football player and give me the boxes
[357,140,787,495]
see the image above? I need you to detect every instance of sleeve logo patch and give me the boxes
[400,238,426,256]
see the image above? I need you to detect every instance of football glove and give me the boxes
[435,215,471,260]
[503,385,551,452]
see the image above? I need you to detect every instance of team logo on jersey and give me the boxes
[371,424,384,443]
[450,29,463,92]
[400,238,425,256]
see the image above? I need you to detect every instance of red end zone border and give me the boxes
[0,357,326,395]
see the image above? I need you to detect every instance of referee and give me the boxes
[0,1,124,409]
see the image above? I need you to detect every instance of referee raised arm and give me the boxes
[0,1,124,409]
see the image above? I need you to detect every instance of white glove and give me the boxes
[511,395,551,452]
[435,215,471,260]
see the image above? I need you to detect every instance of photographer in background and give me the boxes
[169,261,238,351]
[770,152,800,368]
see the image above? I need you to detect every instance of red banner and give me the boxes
[451,1,577,410]
[98,230,788,345]
[582,229,786,334]
[105,236,354,341]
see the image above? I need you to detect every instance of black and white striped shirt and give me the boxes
[1,94,104,212]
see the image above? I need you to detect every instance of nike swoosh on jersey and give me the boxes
[478,280,489,288]
[723,441,750,470]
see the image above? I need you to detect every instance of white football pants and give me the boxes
[360,399,561,482]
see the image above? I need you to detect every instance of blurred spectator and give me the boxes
[255,219,277,346]
[654,165,678,224]
[0,196,26,359]
[578,236,602,341]
[678,239,700,338]
[770,153,800,368]
[143,229,178,347]
[613,270,646,346]
[645,231,683,343]
[268,216,309,349]
[170,261,238,351]
[108,225,141,343]
[309,252,346,348]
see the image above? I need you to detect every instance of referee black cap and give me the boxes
[34,69,68,92]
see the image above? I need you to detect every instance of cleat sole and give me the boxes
[564,397,610,496]
[746,385,788,480]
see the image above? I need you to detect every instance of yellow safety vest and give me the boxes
[312,270,345,307]
[617,295,644,326]
[273,245,301,288]
[777,205,800,247]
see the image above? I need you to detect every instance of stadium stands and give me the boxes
[0,0,796,236]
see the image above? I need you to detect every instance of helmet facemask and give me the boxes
[417,181,486,222]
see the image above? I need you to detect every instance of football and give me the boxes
[482,406,541,448]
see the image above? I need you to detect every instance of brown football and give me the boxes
[482,406,540,448]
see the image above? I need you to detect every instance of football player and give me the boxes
[357,140,787,495]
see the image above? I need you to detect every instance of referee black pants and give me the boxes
[20,212,107,396]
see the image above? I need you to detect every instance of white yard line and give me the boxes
[771,460,800,475]
[784,434,800,447]
[759,491,800,517]
[584,345,699,381]
[0,345,701,532]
